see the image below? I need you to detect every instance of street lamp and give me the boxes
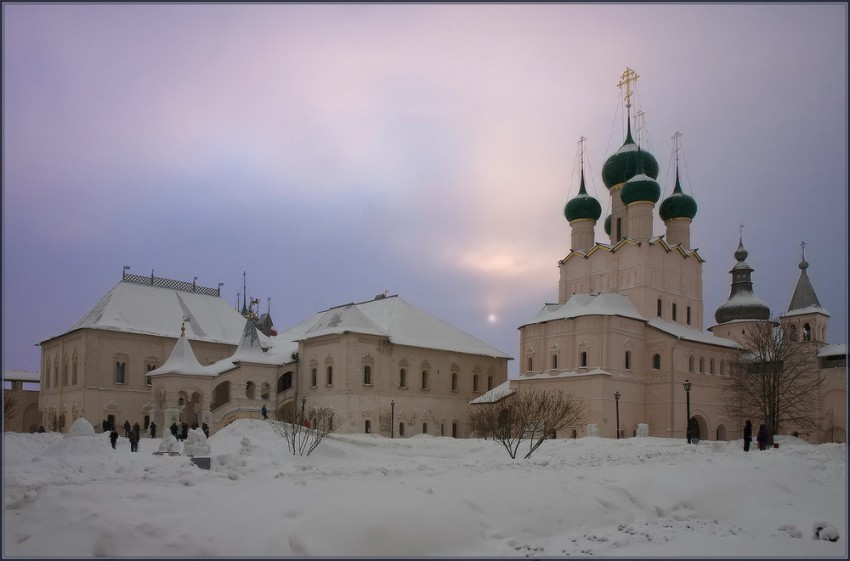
[614,390,621,439]
[683,379,692,443]
[301,396,307,426]
[391,399,395,438]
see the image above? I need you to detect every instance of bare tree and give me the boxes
[822,408,840,443]
[723,320,824,440]
[469,388,587,459]
[271,405,342,456]
[4,393,19,424]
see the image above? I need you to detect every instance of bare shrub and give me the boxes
[469,388,587,459]
[271,405,342,456]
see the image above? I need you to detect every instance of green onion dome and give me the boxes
[659,172,697,221]
[601,128,659,189]
[604,214,611,236]
[564,170,602,222]
[620,173,661,206]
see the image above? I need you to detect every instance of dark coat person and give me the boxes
[123,420,131,438]
[756,423,769,451]
[129,429,140,452]
[170,422,179,438]
[150,421,157,438]
[109,430,119,450]
[201,422,210,438]
[261,405,268,420]
[37,425,46,433]
[743,420,753,452]
[180,422,189,441]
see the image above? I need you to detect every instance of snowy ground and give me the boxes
[3,419,846,558]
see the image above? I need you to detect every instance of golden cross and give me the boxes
[617,67,640,107]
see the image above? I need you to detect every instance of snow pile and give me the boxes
[66,417,96,437]
[183,428,210,457]
[636,423,650,437]
[3,420,846,558]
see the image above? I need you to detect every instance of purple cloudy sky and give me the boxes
[3,4,847,375]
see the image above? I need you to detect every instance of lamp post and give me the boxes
[301,396,306,426]
[391,400,395,438]
[683,379,692,443]
[614,390,621,439]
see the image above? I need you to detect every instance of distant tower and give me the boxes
[711,228,772,343]
[782,242,830,344]
[659,132,698,248]
[564,137,602,252]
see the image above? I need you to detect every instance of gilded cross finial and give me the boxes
[578,136,587,169]
[672,131,682,167]
[801,240,806,261]
[617,67,640,108]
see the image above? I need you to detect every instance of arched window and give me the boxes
[652,354,661,370]
[689,355,695,372]
[421,371,429,390]
[699,357,705,373]
[803,323,811,341]
[710,358,715,374]
[326,366,333,386]
[657,299,663,318]
[311,368,317,388]
[720,360,726,376]
[473,374,479,392]
[245,382,255,399]
[451,373,458,391]
[277,372,292,394]
[527,356,533,372]
[115,362,126,384]
[625,350,631,370]
[399,368,407,388]
[672,303,678,322]
[363,365,372,385]
[487,375,493,391]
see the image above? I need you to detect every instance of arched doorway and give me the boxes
[716,424,727,441]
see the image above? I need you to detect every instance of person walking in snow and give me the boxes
[170,422,179,439]
[129,428,140,452]
[261,405,268,420]
[743,420,753,452]
[123,420,131,438]
[180,422,189,441]
[150,421,157,438]
[201,422,209,438]
[756,423,769,451]
[109,429,119,450]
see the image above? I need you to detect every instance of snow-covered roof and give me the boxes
[4,370,41,382]
[273,295,512,359]
[147,333,216,377]
[818,344,846,358]
[49,280,268,348]
[521,292,644,327]
[783,305,830,318]
[469,381,516,404]
[648,319,741,349]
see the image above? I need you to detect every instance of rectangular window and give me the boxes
[527,356,533,372]
[311,368,317,387]
[421,371,429,390]
[422,423,428,434]
[326,366,333,386]
[363,365,372,385]
[687,306,691,326]
[115,362,126,384]
[400,369,407,388]
[580,351,587,367]
[451,373,458,391]
[365,420,371,434]
[672,303,677,322]
[657,299,662,318]
[625,350,631,370]
[551,354,558,369]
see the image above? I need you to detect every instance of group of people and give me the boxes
[169,420,210,440]
[743,420,771,451]
[109,420,143,452]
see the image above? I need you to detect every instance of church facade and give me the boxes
[505,69,845,444]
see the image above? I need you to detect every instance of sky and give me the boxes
[3,3,847,376]
[3,418,846,557]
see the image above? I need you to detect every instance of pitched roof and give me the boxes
[520,292,644,327]
[788,262,827,314]
[147,333,215,377]
[47,279,267,347]
[272,295,512,359]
